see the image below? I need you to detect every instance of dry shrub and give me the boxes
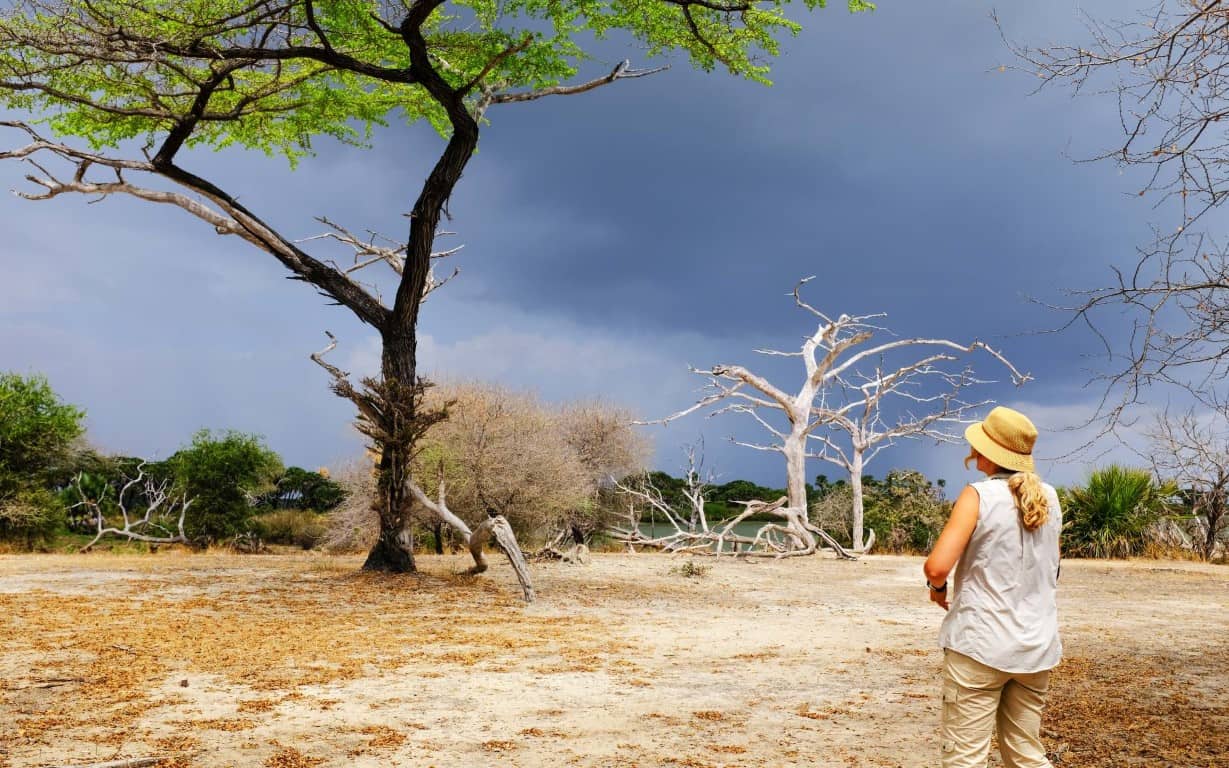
[0,488,64,549]
[320,385,650,550]
[415,382,591,543]
[811,485,854,546]
[556,400,651,540]
[321,459,378,553]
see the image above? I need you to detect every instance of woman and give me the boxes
[923,406,1062,768]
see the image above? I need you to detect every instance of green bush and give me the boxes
[253,509,327,549]
[0,372,85,485]
[167,430,283,544]
[0,373,86,546]
[258,466,346,512]
[811,469,948,554]
[1061,465,1180,558]
[864,470,949,553]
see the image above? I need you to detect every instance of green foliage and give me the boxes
[0,0,873,164]
[708,478,786,517]
[862,470,948,553]
[811,469,948,553]
[0,373,85,546]
[259,466,346,512]
[0,372,86,486]
[44,447,122,493]
[252,509,328,550]
[58,469,116,531]
[1061,465,1180,559]
[168,430,283,543]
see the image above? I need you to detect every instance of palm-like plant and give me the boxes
[1060,466,1180,558]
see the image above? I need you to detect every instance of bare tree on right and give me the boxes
[1009,4,1229,419]
[1148,407,1229,561]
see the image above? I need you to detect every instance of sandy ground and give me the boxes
[0,551,1225,768]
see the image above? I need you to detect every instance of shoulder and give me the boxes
[952,484,982,518]
[1042,481,1063,516]
[1041,481,1061,503]
[970,477,1007,498]
[969,477,993,492]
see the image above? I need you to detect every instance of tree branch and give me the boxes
[490,60,667,105]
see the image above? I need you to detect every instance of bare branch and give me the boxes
[611,454,856,560]
[1,121,391,328]
[73,464,191,551]
[1006,5,1229,417]
[490,60,667,105]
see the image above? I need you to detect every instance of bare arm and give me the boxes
[924,485,980,588]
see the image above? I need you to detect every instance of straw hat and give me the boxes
[964,406,1037,473]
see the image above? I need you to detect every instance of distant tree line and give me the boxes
[2,371,1224,561]
[638,468,951,555]
[0,371,345,550]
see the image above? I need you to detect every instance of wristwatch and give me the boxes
[927,581,947,593]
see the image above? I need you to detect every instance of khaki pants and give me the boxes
[940,649,1053,768]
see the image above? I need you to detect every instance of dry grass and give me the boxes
[1045,652,1229,766]
[0,552,1225,768]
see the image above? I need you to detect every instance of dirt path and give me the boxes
[1,552,1225,767]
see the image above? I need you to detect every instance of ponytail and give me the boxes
[1007,472,1048,531]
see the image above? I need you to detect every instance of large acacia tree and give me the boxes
[0,0,872,574]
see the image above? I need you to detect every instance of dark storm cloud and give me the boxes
[0,1,1178,487]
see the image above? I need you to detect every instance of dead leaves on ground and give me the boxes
[0,555,629,764]
[1044,651,1229,767]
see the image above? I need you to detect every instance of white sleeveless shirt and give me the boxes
[938,474,1063,673]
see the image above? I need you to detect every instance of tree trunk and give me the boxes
[850,450,865,552]
[362,524,415,572]
[432,520,445,555]
[783,426,809,511]
[354,24,481,572]
[1204,503,1224,561]
[362,330,419,572]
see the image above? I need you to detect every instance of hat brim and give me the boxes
[965,422,1035,473]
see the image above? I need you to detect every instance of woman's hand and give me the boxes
[928,584,949,611]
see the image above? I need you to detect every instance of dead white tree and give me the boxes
[646,278,1029,552]
[406,471,536,602]
[810,355,1023,551]
[610,478,853,559]
[70,464,191,552]
[312,338,536,602]
[1147,406,1229,561]
[608,445,856,559]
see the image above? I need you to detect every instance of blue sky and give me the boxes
[0,1,1191,490]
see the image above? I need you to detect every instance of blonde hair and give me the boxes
[1007,472,1049,531]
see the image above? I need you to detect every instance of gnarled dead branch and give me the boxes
[607,450,859,560]
[71,464,191,551]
